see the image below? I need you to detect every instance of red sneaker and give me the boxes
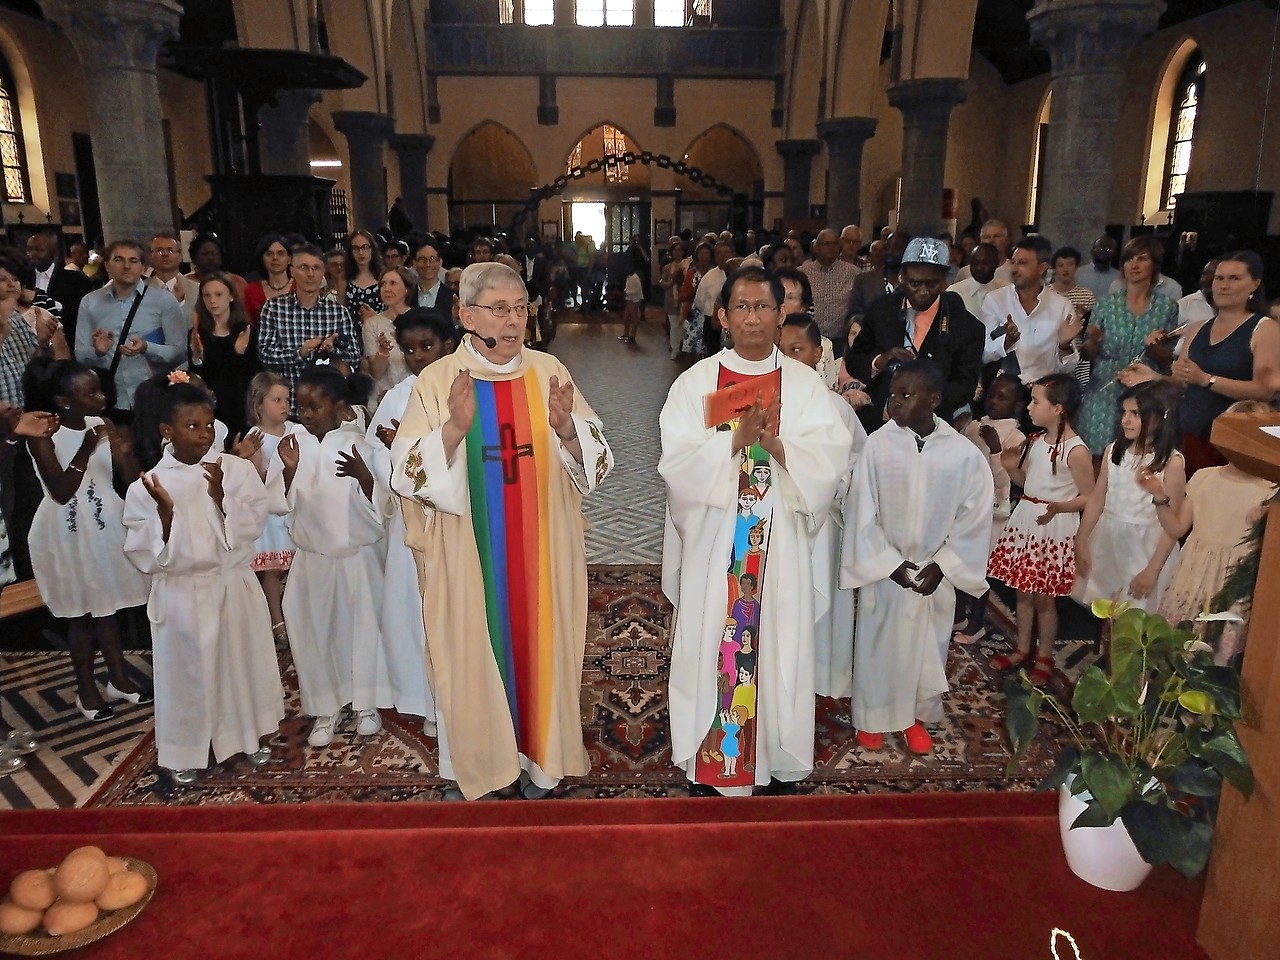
[903,722,933,755]
[856,730,885,751]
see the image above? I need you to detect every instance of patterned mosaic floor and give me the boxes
[548,318,679,565]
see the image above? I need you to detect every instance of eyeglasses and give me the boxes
[728,302,779,316]
[416,255,442,265]
[292,264,324,273]
[150,247,179,256]
[468,302,529,318]
[350,244,372,252]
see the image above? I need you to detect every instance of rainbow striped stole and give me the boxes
[464,373,556,762]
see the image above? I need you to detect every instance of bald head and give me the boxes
[813,228,840,266]
[839,225,862,263]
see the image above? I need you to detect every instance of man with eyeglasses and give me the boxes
[144,232,199,324]
[75,239,188,417]
[660,265,852,797]
[846,237,985,434]
[390,261,613,801]
[257,243,361,403]
[412,239,449,310]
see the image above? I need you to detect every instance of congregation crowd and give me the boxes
[0,213,1275,799]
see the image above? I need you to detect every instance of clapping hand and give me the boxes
[548,375,577,439]
[978,424,1002,455]
[1136,468,1166,500]
[278,434,300,472]
[377,332,395,357]
[1171,355,1208,388]
[190,327,205,364]
[119,336,148,358]
[1060,311,1084,344]
[1002,315,1021,351]
[359,303,377,321]
[376,418,400,450]
[1116,363,1155,388]
[91,328,115,357]
[336,444,374,500]
[33,311,59,345]
[732,397,768,453]
[10,410,58,439]
[446,370,477,434]
[141,471,175,514]
[202,458,226,513]
[232,429,264,460]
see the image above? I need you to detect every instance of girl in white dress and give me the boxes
[987,374,1095,686]
[278,366,391,748]
[245,373,303,645]
[1077,381,1185,619]
[123,381,284,783]
[26,361,151,721]
[366,309,458,730]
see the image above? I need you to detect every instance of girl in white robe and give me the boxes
[365,309,458,729]
[280,366,391,748]
[123,382,283,779]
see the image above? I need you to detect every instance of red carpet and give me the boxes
[1,793,1209,959]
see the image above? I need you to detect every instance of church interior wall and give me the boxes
[158,71,213,225]
[942,52,1010,235]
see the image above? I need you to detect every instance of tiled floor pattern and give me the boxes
[549,317,680,565]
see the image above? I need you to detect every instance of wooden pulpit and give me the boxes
[1198,412,1280,959]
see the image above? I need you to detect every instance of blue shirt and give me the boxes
[75,281,188,410]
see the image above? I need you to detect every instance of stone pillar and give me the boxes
[887,78,967,236]
[389,133,435,235]
[1028,0,1165,249]
[331,111,396,232]
[775,139,821,220]
[816,117,877,228]
[259,88,322,177]
[42,0,181,243]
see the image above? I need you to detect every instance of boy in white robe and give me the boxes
[365,309,459,732]
[660,267,852,796]
[777,313,867,700]
[123,383,284,783]
[841,361,993,755]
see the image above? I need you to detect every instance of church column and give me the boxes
[816,117,878,228]
[887,78,967,236]
[389,133,435,235]
[41,0,181,242]
[259,89,322,177]
[775,139,821,220]
[332,111,396,232]
[1027,0,1164,249]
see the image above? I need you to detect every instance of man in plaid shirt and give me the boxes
[257,243,361,400]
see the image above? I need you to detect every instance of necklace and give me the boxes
[266,274,290,292]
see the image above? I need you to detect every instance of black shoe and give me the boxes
[759,778,798,796]
[688,782,720,798]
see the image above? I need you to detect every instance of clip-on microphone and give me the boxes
[472,332,499,348]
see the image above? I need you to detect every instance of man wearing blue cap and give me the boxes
[844,237,985,433]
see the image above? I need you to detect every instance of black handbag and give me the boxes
[91,287,146,410]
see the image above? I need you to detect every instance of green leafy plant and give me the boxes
[1004,599,1253,879]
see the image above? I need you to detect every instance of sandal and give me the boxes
[1029,655,1056,687]
[953,625,988,646]
[989,646,1032,672]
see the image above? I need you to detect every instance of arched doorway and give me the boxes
[677,124,763,236]
[448,122,538,233]
[558,123,651,259]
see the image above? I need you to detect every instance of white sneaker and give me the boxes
[308,712,340,747]
[356,709,382,736]
[422,718,437,737]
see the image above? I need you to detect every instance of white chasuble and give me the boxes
[660,348,852,795]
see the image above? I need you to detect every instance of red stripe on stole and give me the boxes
[495,379,535,751]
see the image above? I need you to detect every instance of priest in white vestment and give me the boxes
[660,266,852,796]
[841,361,993,755]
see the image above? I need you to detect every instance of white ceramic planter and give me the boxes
[1058,781,1154,892]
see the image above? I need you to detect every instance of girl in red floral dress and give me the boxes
[986,374,1095,686]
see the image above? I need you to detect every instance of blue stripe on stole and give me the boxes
[476,381,518,722]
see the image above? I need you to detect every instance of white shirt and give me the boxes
[1178,290,1215,328]
[954,261,1013,285]
[34,263,55,292]
[947,275,1009,320]
[981,283,1077,382]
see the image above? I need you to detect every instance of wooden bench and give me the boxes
[0,579,45,619]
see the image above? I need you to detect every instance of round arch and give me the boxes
[1141,36,1201,223]
[0,24,48,213]
[449,121,539,231]
[1027,88,1053,226]
[559,122,650,196]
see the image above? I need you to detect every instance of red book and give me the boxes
[704,367,781,429]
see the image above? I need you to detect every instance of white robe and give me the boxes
[841,418,994,733]
[367,375,435,721]
[283,419,392,718]
[660,348,852,794]
[123,449,283,771]
[813,394,867,700]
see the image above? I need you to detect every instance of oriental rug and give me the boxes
[83,566,1088,808]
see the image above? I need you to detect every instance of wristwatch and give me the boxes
[1206,375,1218,390]
[1152,496,1171,507]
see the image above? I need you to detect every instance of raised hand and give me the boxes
[1060,310,1084,345]
[1002,315,1021,351]
[190,327,205,363]
[202,458,226,513]
[336,444,374,501]
[547,374,577,439]
[376,418,400,450]
[278,434,301,472]
[1117,363,1156,388]
[1171,355,1207,387]
[978,424,1002,455]
[1136,468,1166,499]
[91,328,115,357]
[234,326,252,355]
[446,370,477,435]
[378,332,395,357]
[141,471,175,513]
[33,311,59,344]
[232,429,264,460]
[13,411,58,439]
[732,399,767,454]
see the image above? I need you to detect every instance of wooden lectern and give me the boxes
[1198,413,1280,959]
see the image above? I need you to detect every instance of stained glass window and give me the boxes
[0,57,29,204]
[1163,53,1204,211]
[602,124,629,182]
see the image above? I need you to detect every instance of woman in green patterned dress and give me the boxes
[1077,237,1180,455]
